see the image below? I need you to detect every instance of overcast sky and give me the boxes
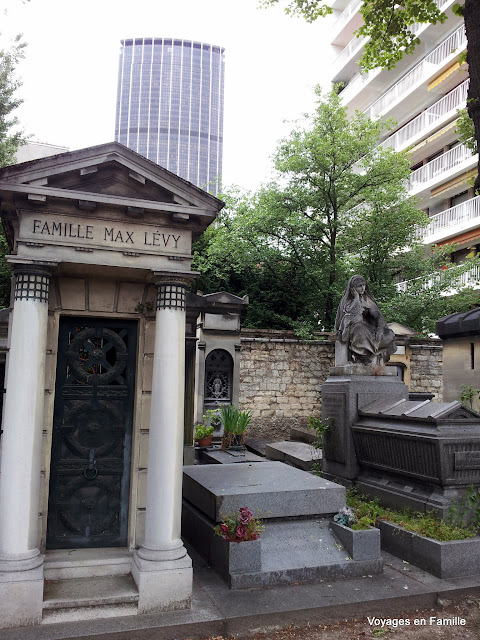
[3,0,331,191]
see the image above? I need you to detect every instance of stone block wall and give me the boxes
[239,330,334,440]
[239,329,443,440]
[409,343,443,398]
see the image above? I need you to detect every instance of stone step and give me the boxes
[42,574,138,624]
[265,440,322,471]
[44,548,132,580]
[290,425,317,444]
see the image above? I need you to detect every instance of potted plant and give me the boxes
[213,507,264,576]
[219,405,251,450]
[194,423,214,447]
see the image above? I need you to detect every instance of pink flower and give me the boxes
[239,507,253,524]
[236,525,247,539]
[220,524,229,534]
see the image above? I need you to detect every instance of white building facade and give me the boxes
[330,0,479,277]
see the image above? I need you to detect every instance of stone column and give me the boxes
[133,273,193,613]
[0,265,51,628]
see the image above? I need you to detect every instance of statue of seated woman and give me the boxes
[335,275,396,367]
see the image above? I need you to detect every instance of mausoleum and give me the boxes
[0,142,224,627]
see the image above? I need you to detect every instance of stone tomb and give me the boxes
[182,462,383,588]
[0,143,224,628]
[352,398,480,516]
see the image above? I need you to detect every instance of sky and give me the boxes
[3,0,332,191]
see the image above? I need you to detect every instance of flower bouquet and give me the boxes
[214,507,263,543]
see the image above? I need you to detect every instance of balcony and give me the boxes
[379,80,469,153]
[416,195,480,245]
[339,5,464,115]
[397,263,480,293]
[367,25,466,123]
[331,0,363,46]
[408,142,477,200]
[331,34,368,82]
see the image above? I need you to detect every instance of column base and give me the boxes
[0,558,44,629]
[132,547,192,613]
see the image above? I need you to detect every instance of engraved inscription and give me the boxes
[20,212,189,255]
[454,451,480,471]
[322,392,346,464]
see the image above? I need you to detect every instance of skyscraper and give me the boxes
[115,38,225,195]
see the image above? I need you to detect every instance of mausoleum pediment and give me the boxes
[0,141,223,222]
[0,142,224,275]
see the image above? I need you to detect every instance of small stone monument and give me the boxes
[322,276,409,481]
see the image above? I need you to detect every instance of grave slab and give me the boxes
[265,440,322,471]
[182,461,345,522]
[200,449,265,465]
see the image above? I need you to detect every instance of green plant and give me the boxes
[459,385,480,410]
[307,416,331,448]
[447,485,480,530]
[346,489,477,541]
[219,405,252,449]
[194,423,214,440]
[134,301,154,314]
[236,409,252,434]
[219,405,240,434]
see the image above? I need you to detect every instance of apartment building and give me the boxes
[330,0,479,283]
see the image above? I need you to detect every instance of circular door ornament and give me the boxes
[66,328,128,384]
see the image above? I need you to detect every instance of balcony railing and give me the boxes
[396,263,480,292]
[380,79,469,152]
[416,195,480,242]
[408,142,475,191]
[333,34,367,71]
[332,0,363,34]
[368,25,466,119]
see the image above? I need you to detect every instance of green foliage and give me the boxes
[357,0,447,72]
[259,0,332,22]
[261,0,447,72]
[195,87,420,331]
[447,486,480,529]
[346,489,477,541]
[194,423,214,440]
[459,384,480,410]
[218,405,251,435]
[218,405,240,434]
[378,244,480,334]
[457,106,478,155]
[0,33,27,168]
[306,415,330,448]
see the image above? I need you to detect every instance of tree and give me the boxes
[0,33,26,167]
[193,88,426,331]
[261,0,480,194]
[0,30,27,306]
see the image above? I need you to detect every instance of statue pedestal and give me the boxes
[321,372,408,482]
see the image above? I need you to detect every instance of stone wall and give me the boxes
[239,329,443,440]
[409,343,443,398]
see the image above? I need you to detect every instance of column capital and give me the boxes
[151,270,197,288]
[152,271,195,312]
[13,264,53,304]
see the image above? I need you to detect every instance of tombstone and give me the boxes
[322,276,409,482]
[192,292,248,438]
[0,142,224,628]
